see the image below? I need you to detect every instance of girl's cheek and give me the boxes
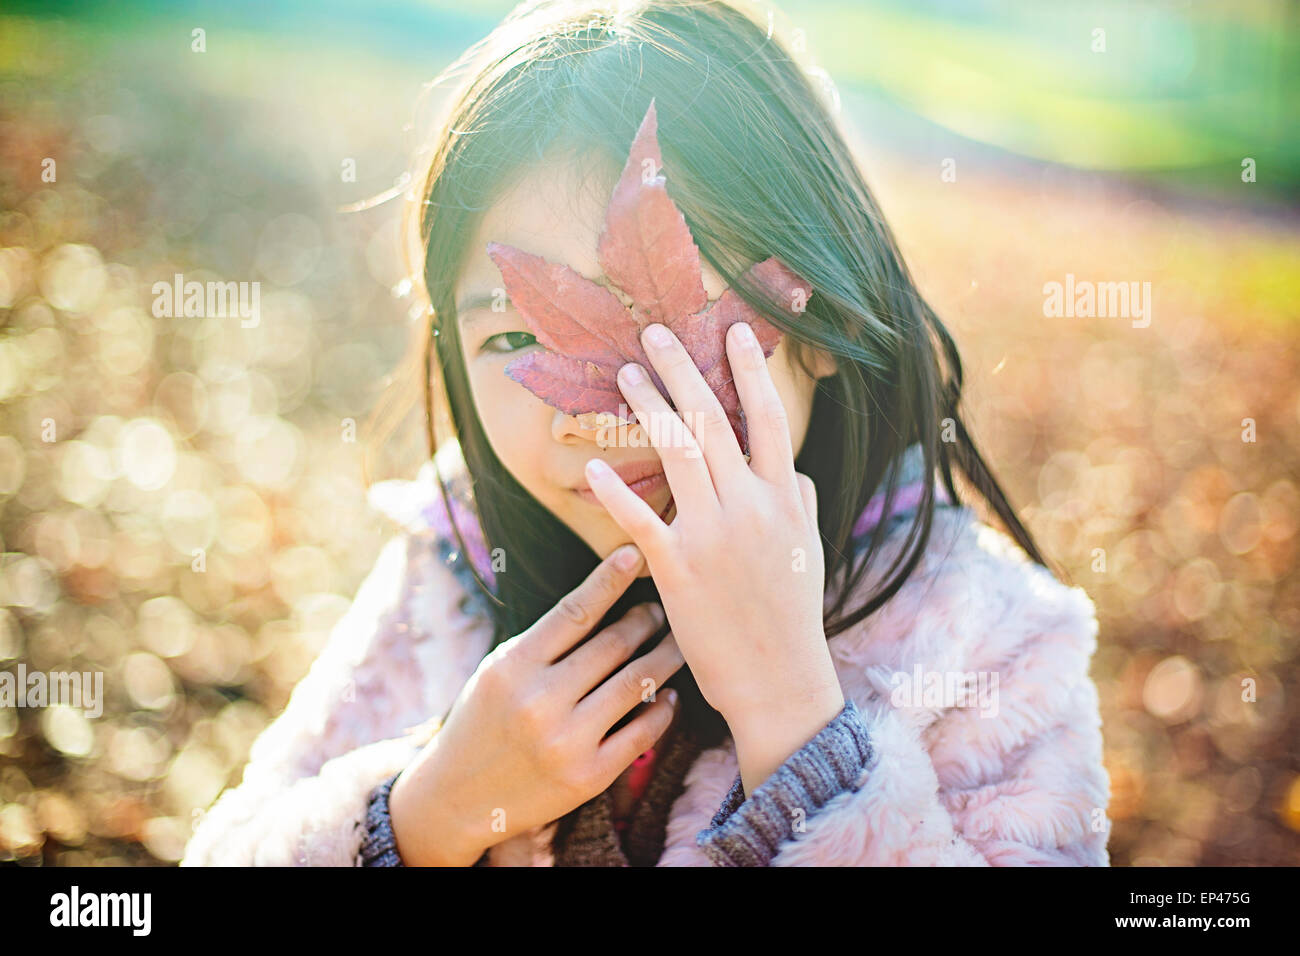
[464,372,513,457]
[472,375,553,492]
[769,351,819,457]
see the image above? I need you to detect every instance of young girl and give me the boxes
[182,0,1110,867]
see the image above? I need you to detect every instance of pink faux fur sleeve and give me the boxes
[180,534,494,866]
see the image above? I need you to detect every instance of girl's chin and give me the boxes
[584,499,675,576]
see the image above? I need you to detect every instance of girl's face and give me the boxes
[453,158,836,572]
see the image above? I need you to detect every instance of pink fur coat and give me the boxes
[181,453,1111,867]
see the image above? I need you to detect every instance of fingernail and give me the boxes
[732,321,757,345]
[644,324,672,348]
[665,689,678,705]
[620,363,645,384]
[614,544,641,571]
[648,603,665,625]
[586,458,612,479]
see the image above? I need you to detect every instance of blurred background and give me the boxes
[0,0,1296,866]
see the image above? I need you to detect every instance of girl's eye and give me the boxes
[481,331,538,354]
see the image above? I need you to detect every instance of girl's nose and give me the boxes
[551,407,596,445]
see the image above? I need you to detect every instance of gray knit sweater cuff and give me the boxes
[360,773,405,866]
[696,699,873,866]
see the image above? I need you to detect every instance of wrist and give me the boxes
[389,761,486,867]
[725,656,843,744]
[729,681,845,795]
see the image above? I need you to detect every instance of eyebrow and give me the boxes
[454,293,503,329]
[455,274,618,327]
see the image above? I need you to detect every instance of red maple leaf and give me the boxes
[487,98,813,457]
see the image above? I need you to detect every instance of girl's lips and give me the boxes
[574,470,665,503]
[574,471,673,517]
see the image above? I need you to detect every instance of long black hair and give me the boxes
[374,0,1050,749]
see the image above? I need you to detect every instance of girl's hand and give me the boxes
[584,321,845,795]
[388,545,683,865]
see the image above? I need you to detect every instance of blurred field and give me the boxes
[1,2,1297,866]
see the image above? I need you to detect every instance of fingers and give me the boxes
[795,471,817,525]
[593,688,678,785]
[551,601,665,703]
[584,458,671,560]
[576,630,685,734]
[638,323,747,488]
[727,321,796,485]
[511,544,646,662]
[616,358,717,514]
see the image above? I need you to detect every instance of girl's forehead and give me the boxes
[487,163,606,271]
[454,160,604,316]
